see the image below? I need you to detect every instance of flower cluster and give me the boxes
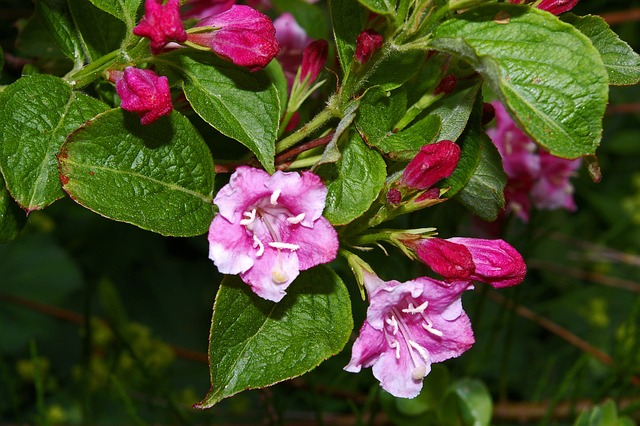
[487,101,581,221]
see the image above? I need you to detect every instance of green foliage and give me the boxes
[432,4,609,159]
[196,267,353,408]
[87,0,141,30]
[59,109,215,237]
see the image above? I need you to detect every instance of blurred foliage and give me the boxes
[1,0,640,424]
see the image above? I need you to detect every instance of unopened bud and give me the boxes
[300,39,328,83]
[386,188,402,205]
[401,140,461,190]
[434,75,457,96]
[415,238,475,282]
[481,102,496,126]
[133,0,187,55]
[354,29,383,64]
[114,67,173,125]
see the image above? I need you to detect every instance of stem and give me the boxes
[282,155,322,170]
[275,106,336,153]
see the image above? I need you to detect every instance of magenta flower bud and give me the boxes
[536,0,579,15]
[402,140,461,190]
[354,29,383,64]
[415,187,441,203]
[187,5,280,72]
[115,67,173,125]
[182,0,234,20]
[447,238,526,288]
[481,102,496,126]
[300,39,328,83]
[133,0,187,55]
[386,188,402,205]
[415,238,475,282]
[434,75,457,96]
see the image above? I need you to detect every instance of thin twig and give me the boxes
[275,132,335,170]
[600,8,640,25]
[606,103,640,115]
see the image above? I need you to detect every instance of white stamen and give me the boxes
[402,300,429,314]
[270,189,281,205]
[240,209,256,225]
[389,340,401,359]
[422,320,443,337]
[286,213,306,224]
[408,340,430,365]
[385,315,399,336]
[268,242,300,251]
[253,235,264,257]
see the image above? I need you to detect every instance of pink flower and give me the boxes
[401,141,461,190]
[345,272,474,398]
[447,238,526,288]
[208,166,338,302]
[133,0,187,55]
[413,238,475,282]
[113,67,173,125]
[274,13,311,86]
[182,0,234,20]
[300,39,328,83]
[355,29,383,64]
[487,101,580,221]
[187,5,279,71]
[508,0,578,14]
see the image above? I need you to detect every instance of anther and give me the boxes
[402,300,429,314]
[268,242,300,251]
[422,320,443,337]
[286,213,306,224]
[240,209,256,225]
[253,235,264,257]
[270,189,281,205]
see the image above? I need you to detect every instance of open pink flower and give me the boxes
[133,0,187,55]
[487,101,580,221]
[345,272,474,398]
[187,5,279,71]
[401,141,461,190]
[113,67,173,125]
[208,166,338,302]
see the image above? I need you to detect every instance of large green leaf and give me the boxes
[441,379,492,426]
[88,0,142,30]
[431,5,608,159]
[69,0,126,60]
[428,83,481,143]
[0,176,26,243]
[0,75,108,211]
[35,0,84,63]
[166,52,280,173]
[58,109,215,237]
[366,48,425,91]
[329,0,366,76]
[562,14,640,86]
[324,132,387,225]
[196,267,353,408]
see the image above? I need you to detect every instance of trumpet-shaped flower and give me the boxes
[112,67,173,125]
[133,0,187,55]
[187,5,279,71]
[345,273,474,398]
[208,166,338,302]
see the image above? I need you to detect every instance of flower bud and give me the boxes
[386,188,402,205]
[114,67,173,125]
[536,0,579,15]
[434,75,457,96]
[447,238,526,288]
[187,5,279,72]
[300,40,328,83]
[133,0,187,55]
[415,238,475,282]
[354,29,383,64]
[182,0,234,20]
[402,140,460,190]
[481,102,496,126]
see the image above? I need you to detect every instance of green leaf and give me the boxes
[167,52,280,173]
[441,378,492,426]
[0,176,26,243]
[562,14,640,86]
[88,0,142,30]
[324,132,387,225]
[58,109,215,237]
[367,48,425,91]
[428,83,481,143]
[196,267,353,408]
[329,0,366,76]
[431,5,609,159]
[358,0,396,16]
[68,0,126,60]
[35,0,84,64]
[0,75,108,211]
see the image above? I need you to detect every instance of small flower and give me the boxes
[133,0,188,55]
[182,0,234,20]
[187,5,280,72]
[413,238,475,282]
[447,238,526,288]
[300,39,328,84]
[112,67,173,125]
[345,272,474,398]
[355,29,383,64]
[401,141,461,190]
[208,166,338,302]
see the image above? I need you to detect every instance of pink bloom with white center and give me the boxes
[112,67,173,125]
[182,0,234,20]
[187,5,280,71]
[133,0,187,55]
[208,166,338,302]
[345,272,474,398]
[487,101,580,221]
[447,238,526,288]
[274,13,311,87]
